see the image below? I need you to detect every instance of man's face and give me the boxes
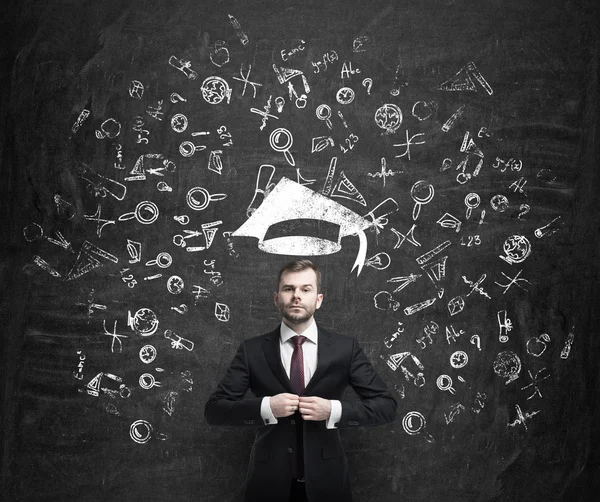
[274,268,323,325]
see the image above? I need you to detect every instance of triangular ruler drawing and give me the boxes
[65,240,118,281]
[331,172,367,206]
[464,138,484,158]
[65,250,101,281]
[203,227,218,249]
[420,255,448,298]
[86,373,103,396]
[438,66,477,92]
[272,64,304,84]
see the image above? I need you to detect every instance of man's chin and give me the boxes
[283,312,311,324]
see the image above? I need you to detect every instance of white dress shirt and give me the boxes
[260,320,342,429]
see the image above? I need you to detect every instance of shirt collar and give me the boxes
[280,319,318,345]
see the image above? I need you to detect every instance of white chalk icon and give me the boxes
[145,252,172,268]
[186,187,227,211]
[365,252,391,270]
[139,373,162,389]
[247,165,276,217]
[95,118,121,139]
[447,296,465,316]
[387,273,421,293]
[269,128,295,166]
[272,64,304,84]
[373,291,400,311]
[385,352,425,387]
[31,255,61,278]
[450,351,468,369]
[410,180,434,220]
[499,235,531,265]
[215,302,231,322]
[436,213,462,233]
[228,13,249,45]
[316,104,333,129]
[167,275,185,295]
[411,101,436,121]
[463,274,491,299]
[384,322,405,348]
[171,304,188,315]
[535,216,562,238]
[417,241,450,298]
[470,334,481,351]
[168,55,198,80]
[436,374,456,394]
[416,321,439,349]
[331,172,367,206]
[374,104,402,134]
[493,350,522,384]
[128,308,159,336]
[404,298,436,316]
[438,62,493,94]
[495,269,531,295]
[129,80,144,99]
[393,130,426,160]
[362,78,373,94]
[402,411,435,443]
[336,87,355,105]
[391,225,421,248]
[363,198,400,233]
[170,92,187,103]
[321,157,338,196]
[157,181,172,192]
[209,40,229,68]
[164,329,194,351]
[71,108,90,134]
[507,405,540,431]
[126,240,142,264]
[353,36,370,53]
[170,113,188,133]
[139,345,157,364]
[207,150,224,175]
[444,403,466,424]
[130,420,153,444]
[118,201,159,225]
[103,320,127,353]
[441,105,465,132]
[497,310,512,343]
[174,215,189,226]
[201,76,232,105]
[232,177,373,275]
[466,62,493,95]
[23,223,73,252]
[65,240,118,281]
[521,368,550,400]
[163,391,178,416]
[79,163,127,201]
[84,204,115,238]
[312,136,334,153]
[445,325,464,344]
[490,194,509,212]
[232,64,262,97]
[367,158,401,187]
[296,169,315,186]
[464,193,480,219]
[561,329,575,359]
[526,333,551,357]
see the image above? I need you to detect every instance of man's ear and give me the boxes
[316,293,324,309]
[273,291,279,307]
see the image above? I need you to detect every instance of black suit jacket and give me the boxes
[204,324,397,502]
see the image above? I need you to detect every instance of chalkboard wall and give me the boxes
[2,0,599,500]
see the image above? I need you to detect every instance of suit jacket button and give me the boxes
[334,422,339,427]
[288,448,293,454]
[290,420,295,425]
[265,419,270,424]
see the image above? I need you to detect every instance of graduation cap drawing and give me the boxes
[232,177,373,275]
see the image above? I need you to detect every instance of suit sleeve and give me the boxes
[204,341,265,427]
[338,337,398,428]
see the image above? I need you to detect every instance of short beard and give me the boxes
[278,301,316,325]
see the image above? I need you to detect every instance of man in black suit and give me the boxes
[205,259,397,502]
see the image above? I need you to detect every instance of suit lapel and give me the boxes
[263,327,294,393]
[304,325,335,395]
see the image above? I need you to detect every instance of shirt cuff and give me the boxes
[261,396,278,425]
[326,400,342,429]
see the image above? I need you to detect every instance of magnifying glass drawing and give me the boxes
[436,374,456,394]
[118,201,159,225]
[186,187,227,211]
[411,180,435,221]
[269,127,295,166]
[464,193,480,219]
[316,104,333,129]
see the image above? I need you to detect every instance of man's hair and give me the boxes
[276,259,321,292]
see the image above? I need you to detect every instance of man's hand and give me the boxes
[270,393,300,418]
[299,396,331,421]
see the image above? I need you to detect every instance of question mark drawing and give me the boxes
[470,335,481,351]
[171,304,188,314]
[518,204,530,220]
[170,92,187,104]
[362,78,373,95]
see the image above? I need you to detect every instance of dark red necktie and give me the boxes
[290,335,307,395]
